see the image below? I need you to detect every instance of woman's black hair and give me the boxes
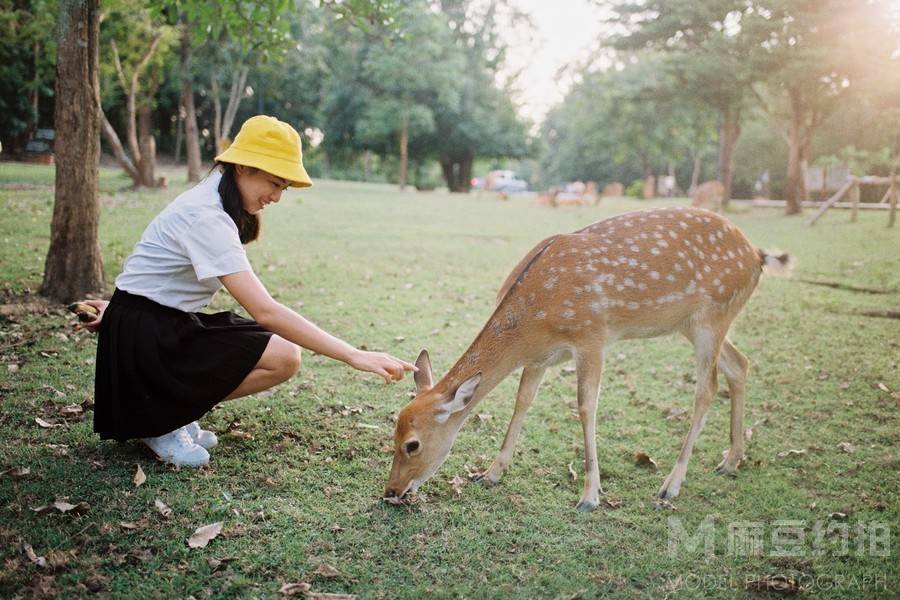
[215,161,260,244]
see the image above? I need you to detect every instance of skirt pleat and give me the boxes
[94,289,273,441]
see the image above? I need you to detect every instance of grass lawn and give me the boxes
[1,162,898,598]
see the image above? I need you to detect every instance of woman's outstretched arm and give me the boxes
[221,271,416,383]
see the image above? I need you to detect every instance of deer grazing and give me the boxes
[385,206,791,510]
[692,180,726,212]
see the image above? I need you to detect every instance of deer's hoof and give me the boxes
[575,498,599,512]
[473,472,501,487]
[713,461,739,477]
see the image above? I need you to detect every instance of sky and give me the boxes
[500,0,611,125]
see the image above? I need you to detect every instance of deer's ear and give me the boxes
[435,373,481,422]
[413,349,433,393]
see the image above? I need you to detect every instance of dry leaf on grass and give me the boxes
[133,464,146,487]
[777,449,806,458]
[24,543,48,569]
[33,499,90,515]
[836,442,854,454]
[448,475,466,496]
[35,417,61,429]
[154,499,172,518]
[876,382,891,393]
[207,557,235,572]
[634,451,658,469]
[745,574,804,594]
[567,462,577,482]
[744,428,753,442]
[309,593,357,600]
[0,466,30,478]
[312,563,340,579]
[279,582,312,596]
[654,499,677,511]
[119,516,151,531]
[187,522,223,549]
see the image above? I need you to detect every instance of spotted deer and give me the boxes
[385,206,791,510]
[692,180,726,212]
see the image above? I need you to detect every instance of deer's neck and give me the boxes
[435,301,528,409]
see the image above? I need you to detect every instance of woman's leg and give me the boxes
[225,335,301,400]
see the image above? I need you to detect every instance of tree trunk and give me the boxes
[689,151,702,196]
[220,65,248,143]
[440,155,474,193]
[180,26,201,182]
[212,77,223,155]
[41,0,104,302]
[398,116,408,190]
[137,105,157,187]
[717,104,741,207]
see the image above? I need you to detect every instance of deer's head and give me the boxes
[384,350,481,500]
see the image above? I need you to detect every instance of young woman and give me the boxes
[81,115,416,467]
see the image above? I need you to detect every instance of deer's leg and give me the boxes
[658,326,725,499]
[714,337,748,476]
[477,365,546,486]
[574,347,605,511]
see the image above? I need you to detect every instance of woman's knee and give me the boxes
[269,335,301,378]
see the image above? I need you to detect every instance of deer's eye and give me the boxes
[405,440,420,455]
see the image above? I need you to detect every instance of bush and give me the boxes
[626,179,644,199]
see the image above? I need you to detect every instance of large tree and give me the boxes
[40,0,103,302]
[607,0,771,204]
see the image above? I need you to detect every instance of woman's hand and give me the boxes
[348,349,418,383]
[80,300,109,333]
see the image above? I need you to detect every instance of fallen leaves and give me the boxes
[34,417,61,429]
[187,522,223,549]
[0,466,30,478]
[33,498,90,516]
[133,464,146,487]
[567,462,577,482]
[448,475,466,496]
[119,516,151,531]
[24,543,47,569]
[836,442,854,454]
[280,582,311,596]
[777,449,806,458]
[634,451,658,469]
[312,563,340,579]
[154,499,172,519]
[745,575,804,594]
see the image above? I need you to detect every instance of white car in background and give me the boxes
[473,169,528,193]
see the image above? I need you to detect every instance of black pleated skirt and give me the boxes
[94,289,273,441]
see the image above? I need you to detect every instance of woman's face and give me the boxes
[234,165,291,215]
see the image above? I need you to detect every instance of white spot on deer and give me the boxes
[544,276,558,289]
[637,282,647,290]
[562,308,575,319]
[687,259,695,268]
[639,232,649,240]
[559,267,568,273]
[591,283,604,294]
[666,274,676,282]
[718,285,726,294]
[616,284,625,291]
[625,237,634,245]
[654,232,663,239]
[573,286,583,295]
[656,239,668,248]
[679,221,688,229]
[650,271,660,280]
[713,278,721,286]
[650,247,660,255]
[708,233,717,244]
[624,277,636,287]
[703,265,711,273]
[630,245,640,252]
[627,301,640,310]
[677,251,686,259]
[535,311,546,320]
[618,256,628,264]
[669,231,678,239]
[628,258,638,267]
[695,271,703,281]
[716,230,724,240]
[685,280,697,295]
[674,263,683,272]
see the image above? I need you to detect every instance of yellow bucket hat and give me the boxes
[214,115,312,188]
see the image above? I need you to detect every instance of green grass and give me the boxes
[1,163,898,598]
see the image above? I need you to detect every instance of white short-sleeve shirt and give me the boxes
[115,170,252,312]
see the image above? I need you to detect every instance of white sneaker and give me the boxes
[185,421,218,450]
[142,426,210,467]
